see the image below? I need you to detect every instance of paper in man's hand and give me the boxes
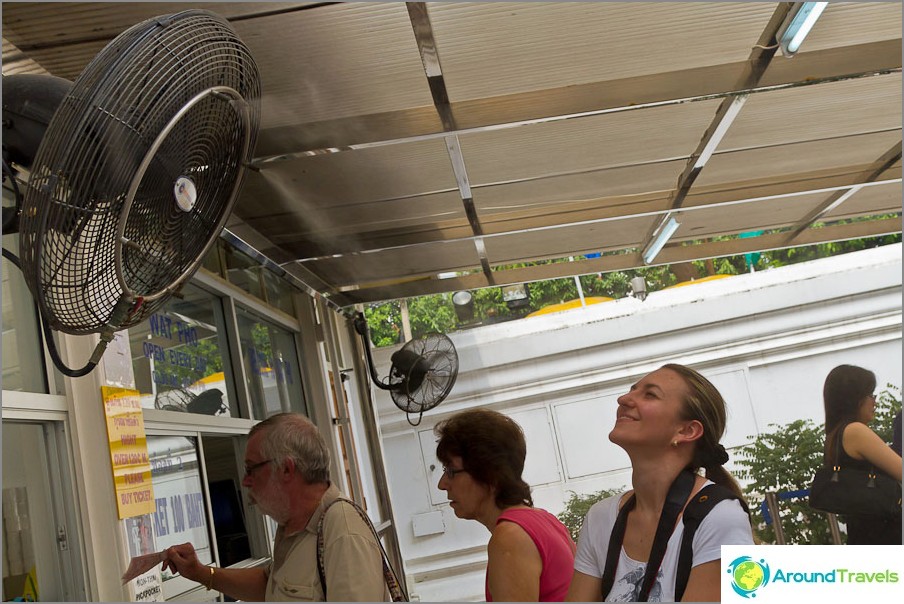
[122,551,165,584]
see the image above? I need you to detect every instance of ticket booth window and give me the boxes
[129,284,237,418]
[2,230,46,394]
[236,306,307,419]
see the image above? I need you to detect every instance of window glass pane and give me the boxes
[2,423,67,601]
[129,283,237,417]
[200,239,224,277]
[121,436,214,600]
[236,307,306,419]
[2,229,46,393]
[200,435,270,566]
[224,246,263,300]
[261,270,296,316]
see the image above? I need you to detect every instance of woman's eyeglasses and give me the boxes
[442,465,467,479]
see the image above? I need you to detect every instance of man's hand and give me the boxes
[162,542,206,584]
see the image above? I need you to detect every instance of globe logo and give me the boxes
[727,556,770,598]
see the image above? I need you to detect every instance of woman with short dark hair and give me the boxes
[822,364,902,544]
[435,408,576,602]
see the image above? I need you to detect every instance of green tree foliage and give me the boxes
[363,236,900,347]
[734,419,831,545]
[557,487,624,542]
[873,384,902,446]
[761,233,901,270]
[734,385,901,544]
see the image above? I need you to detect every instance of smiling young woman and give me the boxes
[567,364,754,603]
[434,409,576,602]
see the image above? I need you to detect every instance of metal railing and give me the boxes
[762,490,842,545]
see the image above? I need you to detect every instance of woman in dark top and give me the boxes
[822,364,902,544]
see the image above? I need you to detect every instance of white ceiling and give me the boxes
[3,2,901,309]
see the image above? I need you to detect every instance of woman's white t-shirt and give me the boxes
[573,484,754,602]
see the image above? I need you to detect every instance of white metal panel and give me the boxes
[553,393,630,479]
[507,407,561,487]
[699,368,759,450]
[419,428,447,507]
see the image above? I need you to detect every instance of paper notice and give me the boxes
[122,551,165,584]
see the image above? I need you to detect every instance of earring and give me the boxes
[671,440,678,448]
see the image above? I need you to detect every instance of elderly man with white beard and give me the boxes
[162,413,389,601]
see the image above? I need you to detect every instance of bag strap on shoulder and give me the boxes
[601,470,695,601]
[674,484,748,602]
[829,422,849,468]
[316,497,409,602]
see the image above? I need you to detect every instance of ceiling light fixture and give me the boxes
[642,215,680,265]
[776,2,829,57]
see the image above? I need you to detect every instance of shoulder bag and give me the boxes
[808,424,902,517]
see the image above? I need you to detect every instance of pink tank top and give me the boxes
[485,507,576,602]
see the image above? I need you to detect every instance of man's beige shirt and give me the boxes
[264,484,389,601]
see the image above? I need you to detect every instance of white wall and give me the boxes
[374,244,903,602]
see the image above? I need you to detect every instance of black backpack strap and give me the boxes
[600,493,635,600]
[675,484,750,602]
[638,470,696,601]
[601,470,696,602]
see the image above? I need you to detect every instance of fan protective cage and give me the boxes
[389,333,459,413]
[18,9,260,335]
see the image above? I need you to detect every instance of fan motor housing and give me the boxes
[2,74,74,170]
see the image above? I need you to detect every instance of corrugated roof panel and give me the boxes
[473,161,680,217]
[1,37,47,75]
[484,214,653,263]
[305,238,482,287]
[429,2,776,102]
[675,192,828,238]
[234,3,434,126]
[716,74,902,151]
[246,189,468,251]
[242,138,458,216]
[459,99,721,185]
[0,3,303,46]
[697,130,902,188]
[823,181,904,220]
[794,2,903,53]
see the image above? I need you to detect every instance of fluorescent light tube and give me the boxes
[778,2,828,57]
[642,216,680,265]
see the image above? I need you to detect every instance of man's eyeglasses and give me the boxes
[442,465,467,479]
[244,459,274,478]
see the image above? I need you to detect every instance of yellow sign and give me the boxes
[101,386,155,519]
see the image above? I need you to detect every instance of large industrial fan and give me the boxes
[353,313,459,426]
[2,10,260,377]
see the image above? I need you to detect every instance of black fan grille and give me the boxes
[390,333,459,414]
[18,10,260,334]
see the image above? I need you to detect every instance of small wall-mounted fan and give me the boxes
[2,10,260,377]
[155,387,227,416]
[353,313,459,426]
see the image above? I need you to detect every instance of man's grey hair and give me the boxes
[250,413,331,484]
